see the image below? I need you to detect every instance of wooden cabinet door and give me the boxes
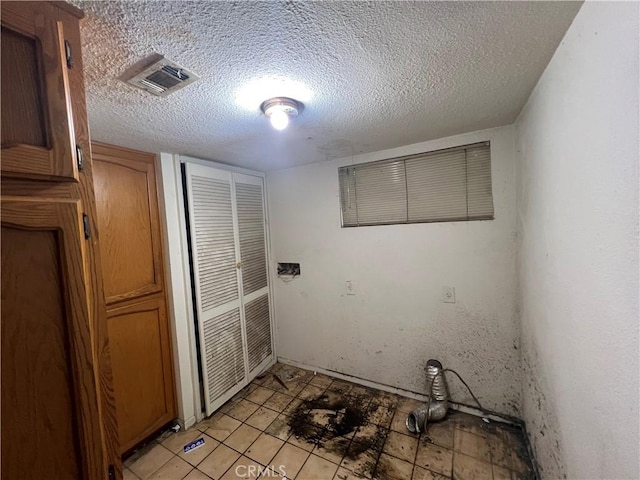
[92,143,176,453]
[1,2,78,181]
[107,297,176,452]
[1,197,106,479]
[92,144,164,304]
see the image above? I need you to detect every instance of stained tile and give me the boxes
[246,407,280,431]
[148,456,193,480]
[423,421,455,449]
[509,450,532,476]
[340,443,377,479]
[452,452,492,480]
[375,453,414,480]
[178,435,220,467]
[259,375,288,392]
[245,433,285,466]
[312,435,351,464]
[282,397,303,416]
[411,466,449,480]
[353,423,386,452]
[221,456,264,479]
[246,386,275,405]
[224,424,262,453]
[265,414,291,441]
[183,469,211,480]
[227,399,260,422]
[128,444,174,479]
[371,391,399,409]
[297,454,339,480]
[415,442,453,477]
[328,379,353,395]
[198,444,241,480]
[278,366,313,384]
[489,438,513,469]
[333,466,370,480]
[196,412,226,432]
[161,428,204,454]
[396,397,424,414]
[288,427,321,452]
[367,403,394,428]
[493,464,518,480]
[382,431,419,463]
[268,363,283,374]
[220,401,237,415]
[262,392,294,412]
[298,384,326,401]
[231,385,254,403]
[205,414,242,442]
[309,373,334,388]
[450,412,489,439]
[283,381,306,397]
[390,411,410,434]
[453,430,490,462]
[271,443,310,479]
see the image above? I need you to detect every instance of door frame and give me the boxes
[156,154,276,427]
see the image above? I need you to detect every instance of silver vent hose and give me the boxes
[406,359,449,434]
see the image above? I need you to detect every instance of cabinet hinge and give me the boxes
[76,145,84,171]
[64,40,73,69]
[108,465,115,480]
[82,213,90,239]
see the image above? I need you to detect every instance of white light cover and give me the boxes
[269,109,289,130]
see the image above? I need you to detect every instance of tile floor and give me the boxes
[124,363,535,480]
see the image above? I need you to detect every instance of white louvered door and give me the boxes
[234,173,272,377]
[184,163,272,416]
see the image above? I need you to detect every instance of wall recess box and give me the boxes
[277,262,300,276]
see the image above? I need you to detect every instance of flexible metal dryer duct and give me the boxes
[406,359,449,434]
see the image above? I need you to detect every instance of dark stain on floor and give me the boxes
[285,383,536,480]
[287,390,392,478]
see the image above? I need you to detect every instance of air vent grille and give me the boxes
[122,54,199,97]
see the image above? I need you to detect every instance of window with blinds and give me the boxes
[339,142,493,227]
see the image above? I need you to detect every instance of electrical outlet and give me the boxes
[346,281,355,295]
[442,286,455,303]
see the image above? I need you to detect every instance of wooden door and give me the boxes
[1,2,78,181]
[1,2,121,479]
[1,197,105,479]
[92,143,177,453]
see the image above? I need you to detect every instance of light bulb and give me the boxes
[270,109,289,130]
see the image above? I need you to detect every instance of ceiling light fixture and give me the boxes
[260,97,303,130]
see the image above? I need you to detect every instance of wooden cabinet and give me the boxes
[1,1,78,181]
[92,143,177,453]
[1,2,121,479]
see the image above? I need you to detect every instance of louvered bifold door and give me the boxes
[234,173,273,377]
[185,163,246,416]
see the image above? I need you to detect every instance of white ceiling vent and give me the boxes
[122,54,199,97]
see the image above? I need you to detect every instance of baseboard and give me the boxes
[277,356,521,426]
[175,415,197,431]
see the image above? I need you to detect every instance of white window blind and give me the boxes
[339,142,493,227]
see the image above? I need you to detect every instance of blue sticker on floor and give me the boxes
[183,437,205,453]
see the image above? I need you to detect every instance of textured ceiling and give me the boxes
[74,1,582,172]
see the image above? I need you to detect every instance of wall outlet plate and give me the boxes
[442,286,455,303]
[346,280,355,295]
